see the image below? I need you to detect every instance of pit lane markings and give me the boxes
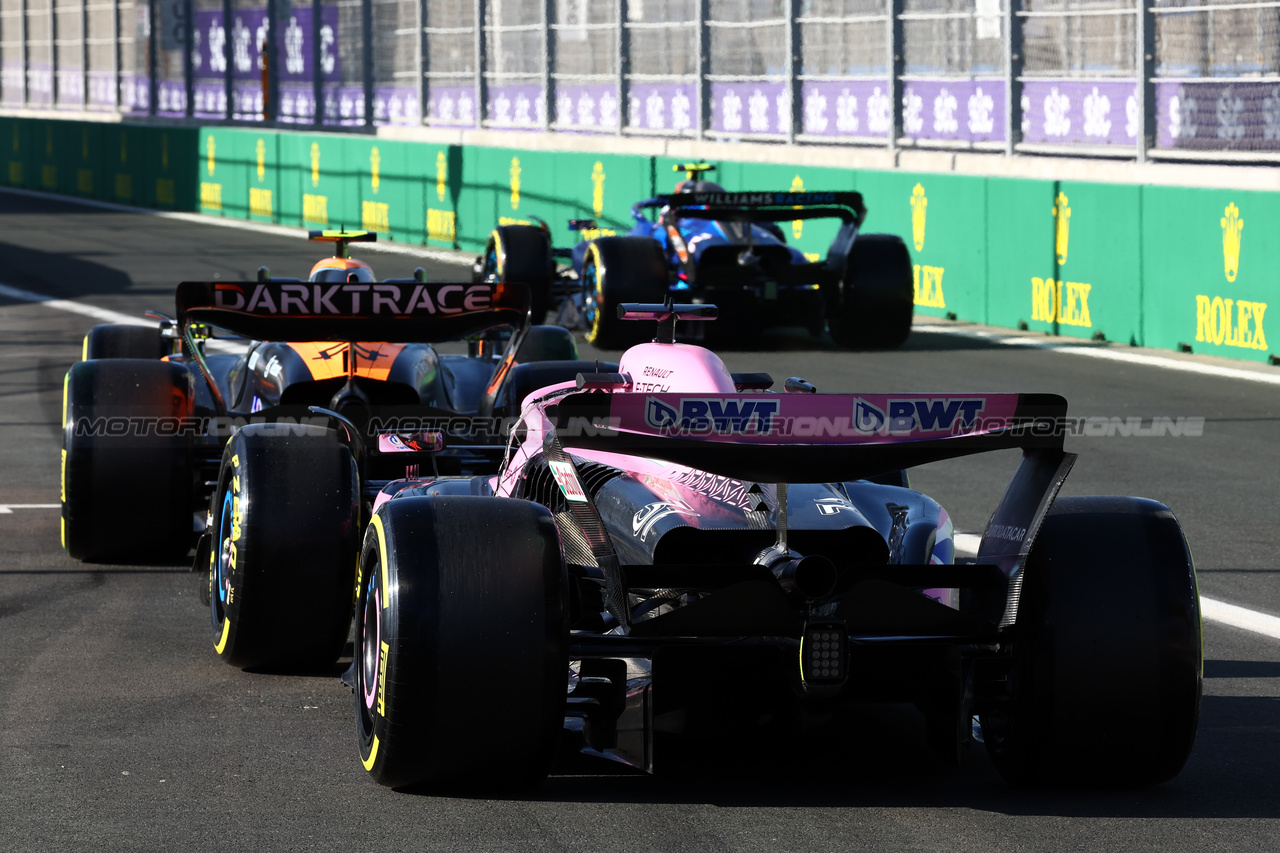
[954,532,1280,641]
[0,504,59,513]
[913,323,1280,387]
[0,282,239,353]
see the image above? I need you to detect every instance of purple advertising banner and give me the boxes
[486,85,545,129]
[903,80,1005,143]
[322,85,365,126]
[27,65,53,108]
[801,80,890,138]
[373,87,420,126]
[1020,80,1138,146]
[554,84,619,131]
[1156,80,1280,152]
[121,74,148,113]
[88,71,116,108]
[3,62,23,106]
[55,70,85,108]
[627,83,698,133]
[710,81,788,135]
[157,81,187,117]
[426,85,479,127]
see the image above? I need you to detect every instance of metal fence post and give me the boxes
[475,0,486,128]
[148,0,158,114]
[697,0,709,139]
[1137,0,1155,161]
[418,0,427,126]
[361,0,372,126]
[80,0,88,108]
[223,0,232,118]
[110,0,117,108]
[1006,0,1023,155]
[617,0,628,135]
[888,0,903,151]
[786,0,800,144]
[184,0,194,116]
[20,0,28,107]
[266,0,279,121]
[49,0,56,104]
[314,0,323,123]
[543,0,553,130]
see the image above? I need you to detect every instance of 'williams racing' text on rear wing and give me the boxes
[175,278,531,342]
[647,190,868,228]
[553,389,1077,627]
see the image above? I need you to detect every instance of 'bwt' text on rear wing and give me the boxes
[552,389,1076,628]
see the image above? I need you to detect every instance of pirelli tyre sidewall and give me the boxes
[356,496,568,790]
[982,496,1203,789]
[62,358,195,562]
[81,323,168,361]
[582,237,669,350]
[210,423,359,670]
[828,232,914,350]
[485,225,554,326]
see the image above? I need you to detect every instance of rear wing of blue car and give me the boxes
[174,278,530,343]
[641,190,867,227]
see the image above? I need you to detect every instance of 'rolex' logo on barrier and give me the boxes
[592,161,607,217]
[436,151,447,202]
[510,157,522,210]
[1053,192,1070,265]
[256,138,265,181]
[310,143,321,187]
[910,183,927,251]
[1221,202,1243,282]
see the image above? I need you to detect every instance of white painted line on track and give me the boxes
[0,504,60,513]
[913,323,1280,387]
[0,185,475,266]
[0,281,239,353]
[954,532,1279,640]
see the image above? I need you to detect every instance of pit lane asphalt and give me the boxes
[1,192,1277,852]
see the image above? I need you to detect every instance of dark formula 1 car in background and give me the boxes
[214,296,1200,791]
[475,163,915,350]
[60,230,593,667]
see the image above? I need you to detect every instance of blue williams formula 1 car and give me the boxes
[340,302,1200,792]
[475,163,915,350]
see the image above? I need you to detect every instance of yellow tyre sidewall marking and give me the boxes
[585,242,604,344]
[361,512,391,771]
[81,335,88,362]
[213,453,241,655]
[491,230,504,277]
[60,373,69,549]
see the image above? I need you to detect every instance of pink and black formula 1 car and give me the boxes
[341,302,1202,792]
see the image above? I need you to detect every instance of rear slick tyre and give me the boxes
[355,496,567,790]
[827,233,914,350]
[208,423,359,671]
[61,359,194,562]
[582,237,668,350]
[981,496,1202,788]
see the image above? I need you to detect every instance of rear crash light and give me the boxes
[802,622,848,685]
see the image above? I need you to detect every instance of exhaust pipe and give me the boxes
[771,554,838,599]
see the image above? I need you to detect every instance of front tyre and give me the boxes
[981,496,1202,788]
[208,423,359,670]
[356,496,567,790]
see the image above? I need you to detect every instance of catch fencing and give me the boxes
[3,0,1280,158]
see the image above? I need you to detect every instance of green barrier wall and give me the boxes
[4,117,1276,364]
